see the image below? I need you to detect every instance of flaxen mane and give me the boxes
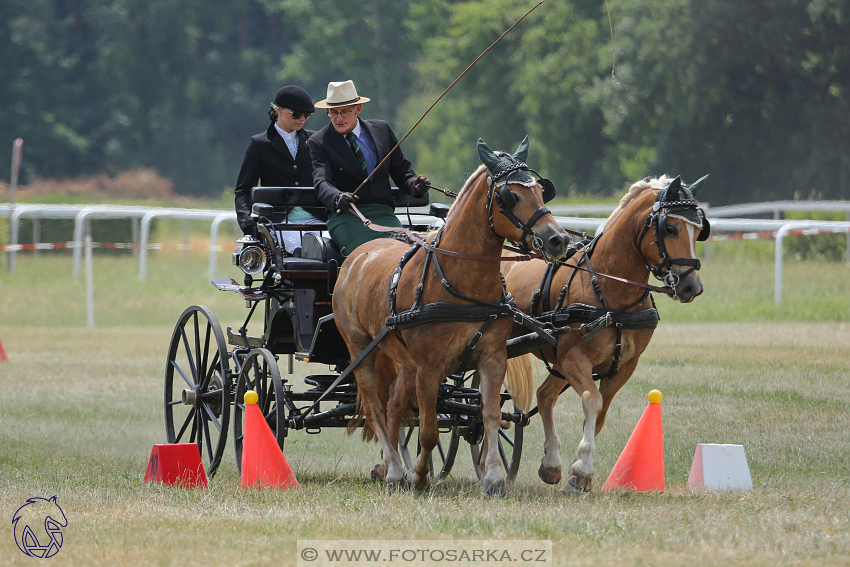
[600,175,672,232]
[450,165,488,211]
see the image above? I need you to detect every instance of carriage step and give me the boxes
[227,327,263,348]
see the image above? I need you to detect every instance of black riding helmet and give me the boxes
[269,85,315,121]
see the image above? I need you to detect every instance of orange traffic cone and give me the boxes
[240,391,299,490]
[0,328,7,362]
[602,390,665,492]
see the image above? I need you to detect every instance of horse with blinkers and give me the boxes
[333,137,569,495]
[503,174,709,492]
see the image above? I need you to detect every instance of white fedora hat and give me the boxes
[314,80,371,108]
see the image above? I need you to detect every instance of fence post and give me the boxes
[32,218,40,256]
[85,233,95,329]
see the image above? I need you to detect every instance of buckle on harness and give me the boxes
[579,312,612,342]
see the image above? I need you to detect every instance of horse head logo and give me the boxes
[12,496,67,559]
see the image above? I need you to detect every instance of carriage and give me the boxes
[162,140,708,493]
[163,185,539,481]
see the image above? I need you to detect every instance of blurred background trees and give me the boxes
[1,0,847,204]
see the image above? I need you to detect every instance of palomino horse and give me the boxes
[503,174,709,492]
[333,137,569,495]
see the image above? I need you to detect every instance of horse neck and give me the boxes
[584,201,652,303]
[433,176,505,297]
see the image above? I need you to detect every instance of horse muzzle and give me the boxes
[669,267,703,303]
[528,223,570,262]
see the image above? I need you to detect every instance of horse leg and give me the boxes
[407,369,440,488]
[353,346,406,484]
[595,357,640,435]
[386,365,417,480]
[557,356,600,494]
[537,373,566,485]
[478,356,508,497]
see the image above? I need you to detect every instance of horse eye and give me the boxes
[666,224,679,237]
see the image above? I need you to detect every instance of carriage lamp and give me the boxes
[233,235,266,275]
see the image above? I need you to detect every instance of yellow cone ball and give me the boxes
[244,390,259,405]
[647,390,663,404]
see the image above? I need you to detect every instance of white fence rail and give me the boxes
[3,199,850,327]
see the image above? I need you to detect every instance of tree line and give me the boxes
[2,0,847,205]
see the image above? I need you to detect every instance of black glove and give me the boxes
[410,175,431,197]
[334,192,358,213]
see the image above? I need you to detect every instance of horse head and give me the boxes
[477,136,569,261]
[637,174,709,303]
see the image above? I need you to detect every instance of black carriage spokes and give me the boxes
[164,305,231,477]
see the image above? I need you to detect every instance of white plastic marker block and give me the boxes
[687,443,753,491]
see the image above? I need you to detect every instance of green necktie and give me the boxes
[346,133,366,171]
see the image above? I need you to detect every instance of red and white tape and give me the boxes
[1,227,847,252]
[0,242,237,252]
[708,227,848,242]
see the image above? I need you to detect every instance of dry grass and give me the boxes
[2,169,174,200]
[1,323,848,566]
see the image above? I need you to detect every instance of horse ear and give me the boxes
[665,176,682,201]
[513,135,530,163]
[477,138,501,171]
[689,174,709,197]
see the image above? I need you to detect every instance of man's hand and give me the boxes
[334,191,359,213]
[410,174,431,197]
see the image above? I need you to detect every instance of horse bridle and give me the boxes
[636,189,709,293]
[486,158,558,256]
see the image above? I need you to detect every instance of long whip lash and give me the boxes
[604,0,616,79]
[351,0,546,197]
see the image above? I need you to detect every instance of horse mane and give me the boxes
[450,165,488,212]
[600,174,672,231]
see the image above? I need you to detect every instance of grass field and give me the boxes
[1,245,849,566]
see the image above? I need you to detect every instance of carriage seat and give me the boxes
[301,233,344,264]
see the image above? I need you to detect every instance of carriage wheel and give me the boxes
[468,372,524,482]
[233,348,286,474]
[398,417,461,480]
[165,305,231,478]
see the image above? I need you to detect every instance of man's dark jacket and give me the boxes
[307,119,417,210]
[234,124,324,235]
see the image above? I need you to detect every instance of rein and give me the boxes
[348,202,541,263]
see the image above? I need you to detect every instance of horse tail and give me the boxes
[345,350,399,443]
[505,354,535,413]
[346,389,370,440]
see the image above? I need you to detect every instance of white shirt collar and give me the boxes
[274,123,299,156]
[351,119,363,139]
[274,123,298,144]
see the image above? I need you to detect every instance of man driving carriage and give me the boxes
[307,80,430,256]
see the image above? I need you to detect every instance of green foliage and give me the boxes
[2,0,849,205]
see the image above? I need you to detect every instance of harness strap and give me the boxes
[457,318,496,371]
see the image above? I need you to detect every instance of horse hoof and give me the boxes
[406,470,429,489]
[370,464,387,482]
[538,464,562,485]
[563,472,593,494]
[482,480,507,498]
[386,480,410,492]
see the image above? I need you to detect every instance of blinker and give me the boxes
[499,184,517,210]
[656,210,668,239]
[697,216,711,241]
[538,178,556,203]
